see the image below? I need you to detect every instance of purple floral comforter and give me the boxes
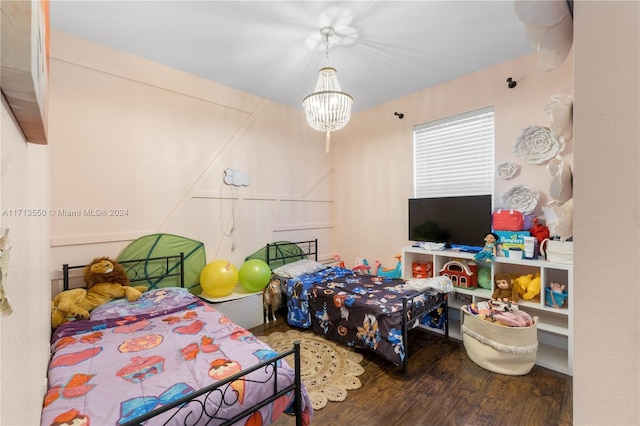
[41,288,312,426]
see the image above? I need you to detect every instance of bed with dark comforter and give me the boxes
[307,273,449,370]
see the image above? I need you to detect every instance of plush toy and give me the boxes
[491,273,519,302]
[51,257,147,329]
[84,257,130,288]
[262,278,282,323]
[513,273,532,297]
[521,272,541,301]
[549,281,566,293]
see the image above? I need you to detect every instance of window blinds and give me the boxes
[413,106,494,198]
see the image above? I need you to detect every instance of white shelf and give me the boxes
[536,342,570,375]
[402,246,573,376]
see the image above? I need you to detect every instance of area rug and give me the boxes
[259,329,365,410]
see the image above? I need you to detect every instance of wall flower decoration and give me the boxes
[513,125,565,164]
[545,94,573,141]
[500,184,540,215]
[495,162,519,180]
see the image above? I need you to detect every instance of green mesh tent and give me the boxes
[117,233,206,294]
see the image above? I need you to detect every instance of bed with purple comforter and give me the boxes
[41,287,312,426]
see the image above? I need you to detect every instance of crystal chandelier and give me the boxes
[303,26,353,153]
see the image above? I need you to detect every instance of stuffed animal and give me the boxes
[51,283,145,329]
[84,257,130,288]
[513,273,532,297]
[51,257,147,329]
[491,273,518,302]
[522,273,541,300]
[262,278,282,323]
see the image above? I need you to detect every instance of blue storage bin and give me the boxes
[545,286,568,308]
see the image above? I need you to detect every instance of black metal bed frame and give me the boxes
[265,239,318,265]
[62,253,185,291]
[401,291,449,373]
[120,342,303,426]
[58,253,305,425]
[266,239,449,373]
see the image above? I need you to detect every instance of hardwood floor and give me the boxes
[250,318,573,426]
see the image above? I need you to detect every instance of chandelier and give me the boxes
[302,26,353,153]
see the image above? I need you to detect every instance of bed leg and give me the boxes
[444,296,449,339]
[294,341,302,426]
[402,297,408,374]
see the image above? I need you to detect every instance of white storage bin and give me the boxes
[461,305,538,375]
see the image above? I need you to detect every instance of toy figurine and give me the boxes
[474,232,499,264]
[373,255,402,278]
[262,278,282,323]
[491,273,519,303]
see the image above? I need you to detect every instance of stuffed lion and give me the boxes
[85,257,131,288]
[51,257,147,329]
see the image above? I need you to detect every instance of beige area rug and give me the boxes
[259,329,365,410]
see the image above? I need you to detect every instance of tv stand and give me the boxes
[449,244,482,253]
[401,246,573,376]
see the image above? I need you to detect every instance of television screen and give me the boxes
[408,195,493,250]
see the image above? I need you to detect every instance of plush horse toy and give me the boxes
[262,278,282,323]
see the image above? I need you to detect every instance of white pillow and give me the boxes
[404,276,454,293]
[272,259,326,279]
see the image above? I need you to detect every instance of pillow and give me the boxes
[90,287,200,321]
[404,276,454,293]
[272,259,327,279]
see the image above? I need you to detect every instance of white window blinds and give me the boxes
[413,106,494,198]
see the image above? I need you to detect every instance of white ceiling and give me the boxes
[49,1,535,113]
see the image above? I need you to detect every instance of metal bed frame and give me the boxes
[56,253,305,425]
[62,253,186,291]
[266,239,449,373]
[120,342,303,426]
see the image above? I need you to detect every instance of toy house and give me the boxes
[439,260,478,288]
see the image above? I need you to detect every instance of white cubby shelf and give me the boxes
[402,246,573,376]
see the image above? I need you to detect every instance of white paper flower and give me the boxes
[545,94,573,140]
[513,125,565,164]
[500,185,540,215]
[495,162,519,180]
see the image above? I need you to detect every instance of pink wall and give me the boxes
[573,1,639,423]
[331,52,573,267]
[0,99,51,425]
[2,6,635,422]
[48,31,336,286]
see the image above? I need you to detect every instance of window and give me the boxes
[413,106,494,198]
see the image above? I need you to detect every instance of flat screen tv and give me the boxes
[408,195,493,251]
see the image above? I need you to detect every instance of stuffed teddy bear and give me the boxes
[491,273,518,302]
[51,257,147,329]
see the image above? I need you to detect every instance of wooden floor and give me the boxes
[250,318,573,426]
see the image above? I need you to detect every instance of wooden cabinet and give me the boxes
[402,246,573,376]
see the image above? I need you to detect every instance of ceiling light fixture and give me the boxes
[303,26,353,153]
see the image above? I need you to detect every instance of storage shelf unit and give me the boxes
[402,246,573,375]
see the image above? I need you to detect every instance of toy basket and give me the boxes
[461,305,538,375]
[545,287,568,308]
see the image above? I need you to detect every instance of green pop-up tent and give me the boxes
[117,233,206,294]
